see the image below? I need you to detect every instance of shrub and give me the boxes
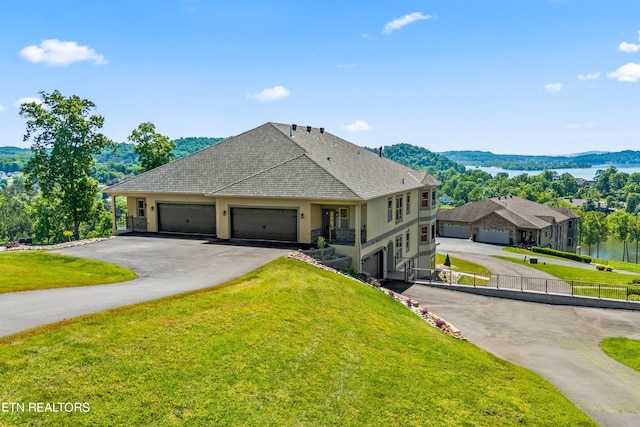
[630,278,640,284]
[605,266,613,272]
[532,246,592,263]
[444,253,451,267]
[419,307,429,316]
[595,264,606,271]
[434,318,446,329]
[627,286,640,299]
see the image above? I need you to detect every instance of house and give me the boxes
[106,122,441,278]
[436,195,580,252]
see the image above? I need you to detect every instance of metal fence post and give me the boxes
[520,276,523,292]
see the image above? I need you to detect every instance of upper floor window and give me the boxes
[406,192,411,215]
[421,191,429,209]
[431,189,437,206]
[395,195,403,223]
[568,220,573,229]
[387,198,393,222]
[431,224,436,242]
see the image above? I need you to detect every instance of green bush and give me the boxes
[532,246,592,263]
[595,264,606,271]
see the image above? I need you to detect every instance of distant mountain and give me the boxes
[439,150,640,170]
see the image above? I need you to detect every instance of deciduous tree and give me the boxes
[129,122,175,172]
[20,90,114,240]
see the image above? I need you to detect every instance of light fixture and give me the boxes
[223,210,227,216]
[300,212,304,219]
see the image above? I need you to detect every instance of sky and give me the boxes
[1,0,639,155]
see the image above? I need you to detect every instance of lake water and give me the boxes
[579,236,640,263]
[466,166,640,180]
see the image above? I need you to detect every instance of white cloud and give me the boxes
[246,85,290,101]
[13,97,43,108]
[577,72,600,81]
[608,62,640,82]
[343,120,372,132]
[383,12,433,35]
[619,42,640,53]
[19,39,107,66]
[544,83,563,93]
[336,63,357,68]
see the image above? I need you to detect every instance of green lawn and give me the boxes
[494,255,637,285]
[503,247,640,274]
[436,253,491,274]
[601,338,640,373]
[0,257,594,426]
[0,251,136,293]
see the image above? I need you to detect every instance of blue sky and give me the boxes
[1,0,639,155]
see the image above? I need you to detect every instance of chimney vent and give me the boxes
[306,125,312,133]
[320,127,324,134]
[378,147,382,158]
[292,124,297,131]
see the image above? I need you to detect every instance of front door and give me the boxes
[322,209,335,241]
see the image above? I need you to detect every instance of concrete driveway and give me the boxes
[0,235,288,338]
[393,237,640,427]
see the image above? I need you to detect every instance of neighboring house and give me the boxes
[106,122,441,278]
[569,198,613,214]
[436,195,580,252]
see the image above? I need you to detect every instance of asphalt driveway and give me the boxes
[0,235,288,338]
[394,237,640,427]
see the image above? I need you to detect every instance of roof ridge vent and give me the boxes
[306,125,312,132]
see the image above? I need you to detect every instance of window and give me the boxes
[431,224,436,242]
[431,190,436,206]
[421,226,428,242]
[568,220,573,229]
[421,191,429,209]
[387,198,393,222]
[406,229,410,251]
[136,199,145,217]
[396,195,403,223]
[339,208,348,228]
[406,192,411,215]
[568,237,573,247]
[395,235,403,259]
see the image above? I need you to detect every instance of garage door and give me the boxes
[362,250,383,279]
[231,208,297,241]
[157,203,216,235]
[442,223,471,239]
[478,228,510,245]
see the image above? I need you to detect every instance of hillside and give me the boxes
[370,143,465,173]
[440,150,640,170]
[0,257,594,426]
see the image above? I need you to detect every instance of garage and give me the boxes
[157,203,216,235]
[442,223,471,239]
[231,208,297,241]
[361,250,383,279]
[478,228,510,245]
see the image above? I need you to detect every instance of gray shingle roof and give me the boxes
[107,122,440,200]
[437,196,576,230]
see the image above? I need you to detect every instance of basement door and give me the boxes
[231,208,298,242]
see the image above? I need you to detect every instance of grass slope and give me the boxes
[0,258,594,426]
[601,338,640,373]
[436,253,491,274]
[0,251,136,293]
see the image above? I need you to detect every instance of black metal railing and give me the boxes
[412,268,640,302]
